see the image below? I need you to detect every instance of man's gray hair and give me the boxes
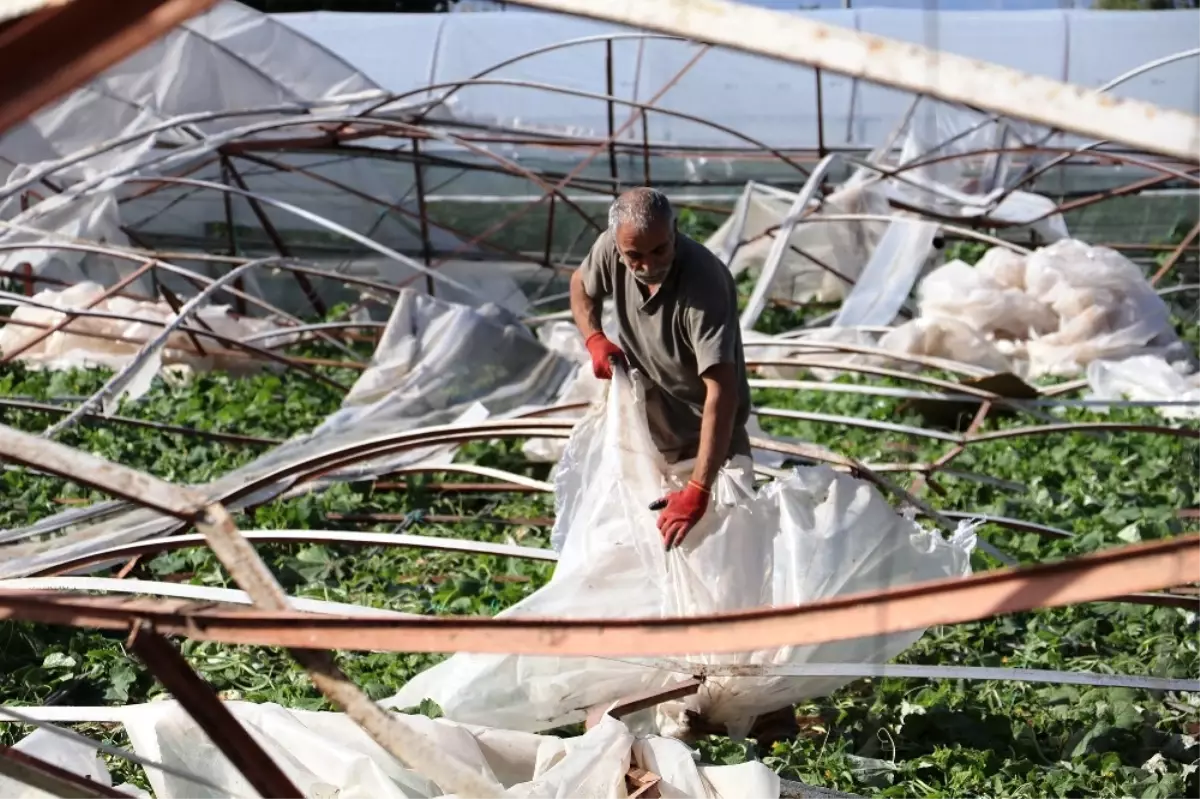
[608,187,674,233]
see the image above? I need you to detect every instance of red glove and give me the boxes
[653,481,710,550]
[584,332,625,380]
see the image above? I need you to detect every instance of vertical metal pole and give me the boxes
[224,156,326,317]
[126,621,304,799]
[605,39,620,196]
[219,154,246,315]
[18,193,33,297]
[814,67,826,159]
[641,113,652,186]
[412,137,436,297]
[543,194,557,269]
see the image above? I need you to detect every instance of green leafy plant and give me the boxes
[0,271,1196,797]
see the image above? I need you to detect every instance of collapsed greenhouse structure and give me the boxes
[0,0,1197,797]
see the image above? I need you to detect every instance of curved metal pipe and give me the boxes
[117,176,485,301]
[366,77,811,177]
[362,31,686,121]
[33,529,557,578]
[0,536,1193,656]
[0,91,424,204]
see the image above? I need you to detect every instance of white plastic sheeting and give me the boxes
[0,728,146,799]
[4,702,779,799]
[2,700,777,796]
[0,281,296,393]
[386,368,975,737]
[749,239,1194,385]
[1087,356,1200,421]
[0,289,574,578]
[708,165,1067,334]
[708,181,891,306]
[525,317,788,470]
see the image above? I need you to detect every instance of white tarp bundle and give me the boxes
[3,702,779,799]
[525,317,788,469]
[0,280,297,389]
[387,368,975,737]
[749,239,1194,389]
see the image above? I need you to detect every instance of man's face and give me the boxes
[614,218,675,285]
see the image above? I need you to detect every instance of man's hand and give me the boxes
[651,481,710,550]
[585,332,626,379]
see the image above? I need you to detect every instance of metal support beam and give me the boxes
[0,747,126,799]
[126,622,304,799]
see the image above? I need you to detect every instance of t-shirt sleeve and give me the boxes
[577,233,615,298]
[685,291,740,376]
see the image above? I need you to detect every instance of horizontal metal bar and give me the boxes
[0,536,1191,658]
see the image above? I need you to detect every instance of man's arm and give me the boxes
[571,240,624,379]
[654,296,742,549]
[689,362,739,490]
[657,362,737,549]
[569,267,604,339]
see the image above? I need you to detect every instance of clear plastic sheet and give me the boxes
[747,240,1195,391]
[706,181,892,307]
[385,368,975,738]
[0,281,297,397]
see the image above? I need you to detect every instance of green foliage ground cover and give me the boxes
[0,255,1197,796]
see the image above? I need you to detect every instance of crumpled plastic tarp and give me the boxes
[386,368,975,738]
[747,239,1195,388]
[0,281,298,394]
[7,701,779,799]
[1087,354,1200,420]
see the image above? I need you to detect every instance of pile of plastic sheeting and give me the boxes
[748,240,1195,388]
[4,701,780,798]
[0,289,574,578]
[387,368,975,737]
[0,280,298,390]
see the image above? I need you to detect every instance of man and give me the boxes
[570,187,753,550]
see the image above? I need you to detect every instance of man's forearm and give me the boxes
[690,371,737,490]
[569,271,603,339]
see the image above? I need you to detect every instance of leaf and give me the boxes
[104,663,137,703]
